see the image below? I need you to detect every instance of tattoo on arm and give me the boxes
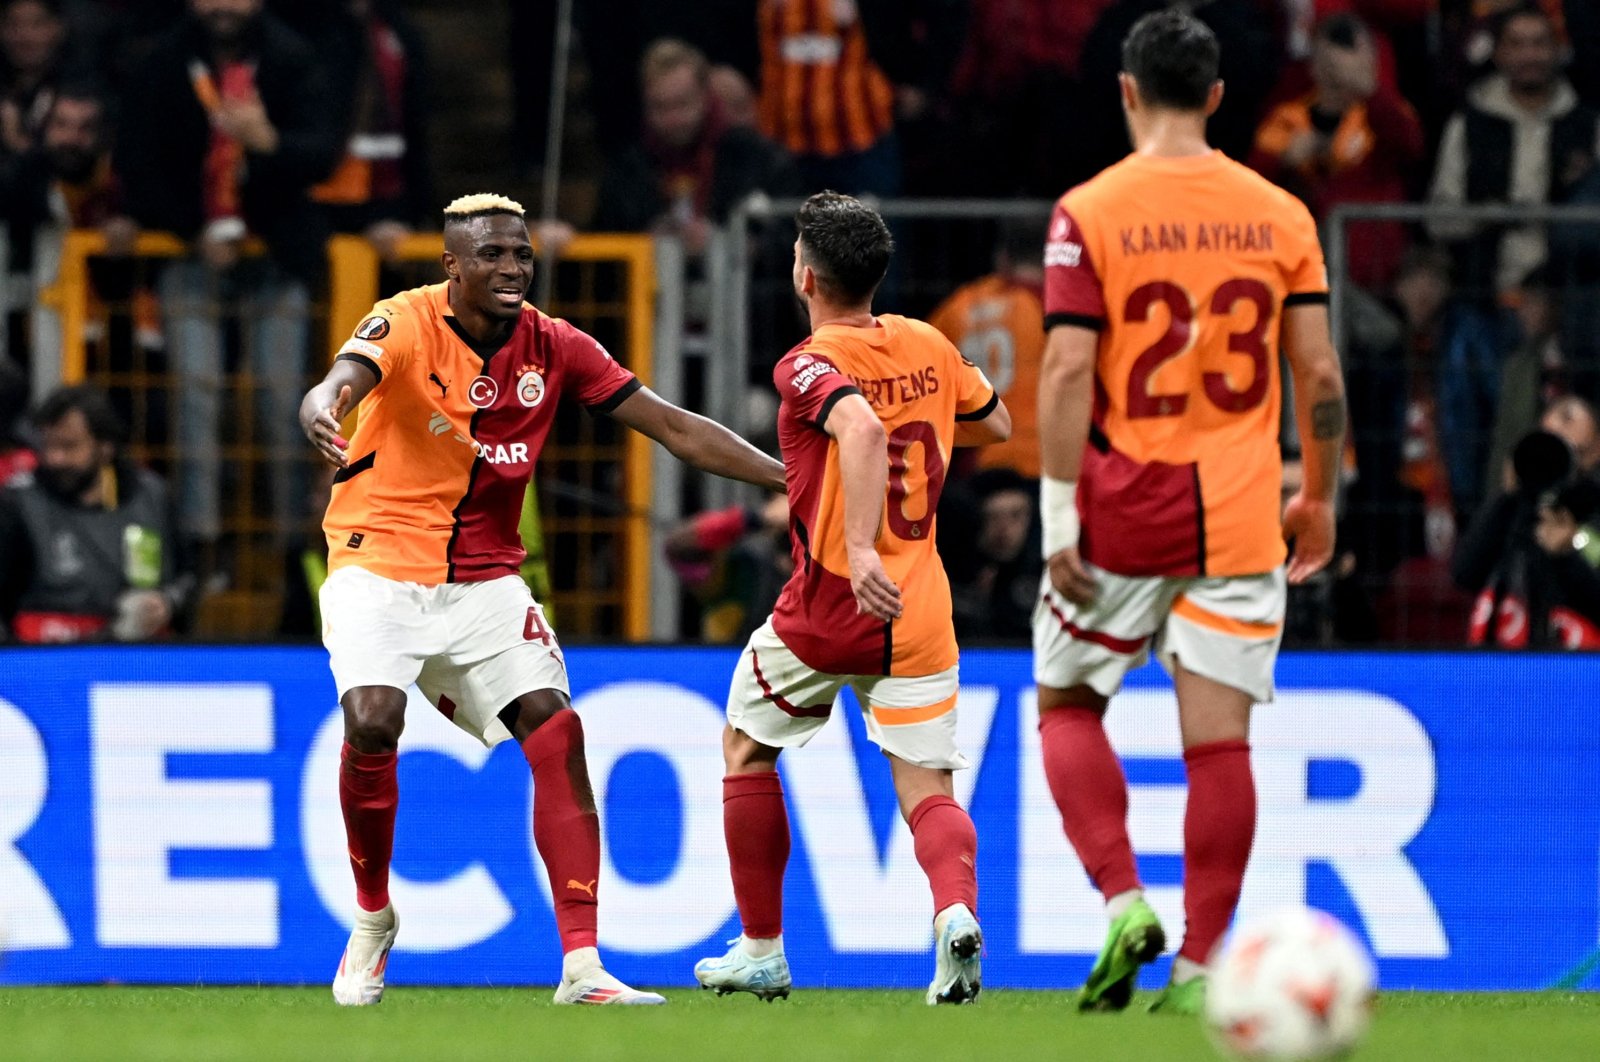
[1311,398,1346,441]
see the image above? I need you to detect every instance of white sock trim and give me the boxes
[1105,888,1143,920]
[1172,955,1208,984]
[740,934,782,959]
[561,945,602,980]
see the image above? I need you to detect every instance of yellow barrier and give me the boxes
[44,230,657,642]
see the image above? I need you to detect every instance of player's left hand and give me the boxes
[1047,546,1098,606]
[848,547,902,622]
[1282,492,1335,584]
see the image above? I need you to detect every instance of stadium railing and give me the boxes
[12,227,668,641]
[720,197,1600,649]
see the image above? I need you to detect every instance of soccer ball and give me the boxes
[1204,906,1377,1061]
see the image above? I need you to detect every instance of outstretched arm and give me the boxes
[607,385,786,492]
[300,358,378,467]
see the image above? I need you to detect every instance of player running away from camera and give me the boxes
[694,192,1012,1005]
[299,193,785,1007]
[1034,11,1347,1017]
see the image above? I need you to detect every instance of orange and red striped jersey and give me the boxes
[928,274,1044,478]
[771,315,997,677]
[323,282,638,585]
[1044,151,1329,578]
[758,0,895,158]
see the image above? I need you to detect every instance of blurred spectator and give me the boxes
[0,355,32,485]
[1249,13,1424,289]
[594,38,797,253]
[576,0,763,161]
[0,385,182,643]
[756,0,905,197]
[1486,267,1579,477]
[664,493,791,643]
[0,0,72,156]
[1429,3,1600,298]
[1541,393,1600,474]
[1454,427,1600,646]
[116,0,340,561]
[928,220,1044,478]
[279,0,433,260]
[0,83,119,270]
[942,467,1040,642]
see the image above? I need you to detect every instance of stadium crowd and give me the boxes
[1,0,1599,649]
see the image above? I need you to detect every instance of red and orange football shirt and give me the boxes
[929,273,1045,478]
[770,314,997,677]
[323,282,638,584]
[1044,151,1329,578]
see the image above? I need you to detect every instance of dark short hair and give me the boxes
[33,384,126,447]
[1314,12,1368,49]
[997,218,1044,269]
[0,0,64,17]
[1493,2,1554,46]
[796,191,893,304]
[1121,8,1220,111]
[969,466,1034,503]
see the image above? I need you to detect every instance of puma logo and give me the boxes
[349,853,368,869]
[566,878,597,897]
[428,372,449,397]
[960,855,975,869]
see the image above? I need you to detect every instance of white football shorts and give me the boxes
[320,565,569,747]
[725,617,968,770]
[1032,566,1287,703]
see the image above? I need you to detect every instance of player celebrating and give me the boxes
[1034,12,1347,1015]
[299,193,784,1007]
[694,192,1011,1005]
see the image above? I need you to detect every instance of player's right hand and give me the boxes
[848,547,902,622]
[303,384,352,468]
[1047,546,1098,606]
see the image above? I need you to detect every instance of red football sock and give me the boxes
[1180,739,1256,964]
[1038,706,1141,899]
[339,742,398,913]
[723,772,789,939]
[908,795,978,915]
[521,710,599,953]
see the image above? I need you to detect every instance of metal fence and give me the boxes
[714,197,1600,649]
[5,227,671,642]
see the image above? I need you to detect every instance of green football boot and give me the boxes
[1077,897,1167,1012]
[1147,975,1207,1016]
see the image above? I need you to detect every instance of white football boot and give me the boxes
[694,937,792,1001]
[332,903,398,1006]
[926,904,982,1005]
[554,948,667,1005]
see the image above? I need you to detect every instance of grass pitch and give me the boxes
[1,987,1597,1062]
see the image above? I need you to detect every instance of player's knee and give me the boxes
[342,687,406,752]
[723,724,780,773]
[499,689,572,742]
[1038,683,1109,715]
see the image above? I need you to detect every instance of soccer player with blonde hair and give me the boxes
[299,193,784,1006]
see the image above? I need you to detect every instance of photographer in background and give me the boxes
[0,385,184,643]
[1453,427,1600,648]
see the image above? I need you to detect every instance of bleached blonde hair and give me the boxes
[442,193,526,220]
